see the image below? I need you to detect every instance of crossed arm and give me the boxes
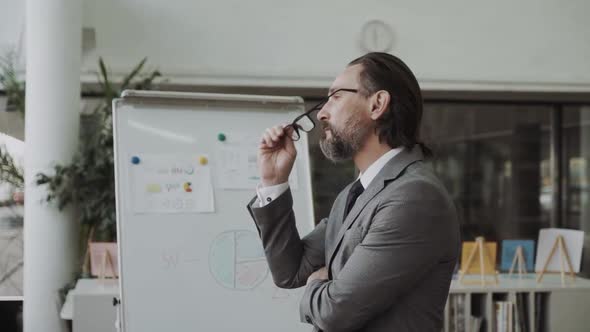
[298,199,444,331]
[249,189,445,331]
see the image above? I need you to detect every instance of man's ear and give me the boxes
[369,90,390,120]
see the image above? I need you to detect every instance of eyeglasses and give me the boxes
[285,88,358,141]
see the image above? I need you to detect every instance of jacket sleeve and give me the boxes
[299,182,452,331]
[247,189,327,289]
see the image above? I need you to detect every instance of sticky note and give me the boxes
[146,184,162,193]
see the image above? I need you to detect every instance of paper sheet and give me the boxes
[215,138,299,190]
[130,154,215,214]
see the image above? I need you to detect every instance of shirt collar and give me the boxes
[358,147,404,189]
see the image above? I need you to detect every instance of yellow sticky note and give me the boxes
[146,184,162,193]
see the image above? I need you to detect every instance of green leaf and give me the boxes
[0,145,24,188]
[98,57,115,103]
[120,57,147,90]
[33,56,162,242]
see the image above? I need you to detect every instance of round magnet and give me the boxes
[199,156,208,165]
[131,156,141,164]
[217,133,226,142]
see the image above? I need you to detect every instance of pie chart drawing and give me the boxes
[209,230,269,290]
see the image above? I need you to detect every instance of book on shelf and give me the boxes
[456,294,465,332]
[447,294,466,332]
[470,316,483,332]
[495,301,515,332]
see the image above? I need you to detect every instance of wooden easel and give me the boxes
[97,249,117,279]
[459,237,499,286]
[82,227,95,277]
[82,226,118,279]
[536,235,576,285]
[508,245,528,279]
[82,242,118,279]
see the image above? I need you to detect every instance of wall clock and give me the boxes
[360,20,394,53]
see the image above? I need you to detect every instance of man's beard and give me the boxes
[319,114,371,162]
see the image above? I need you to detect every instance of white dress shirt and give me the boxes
[256,147,403,207]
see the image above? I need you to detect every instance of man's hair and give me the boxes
[349,52,432,157]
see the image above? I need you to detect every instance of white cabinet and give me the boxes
[62,279,118,332]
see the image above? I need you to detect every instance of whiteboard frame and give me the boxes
[112,90,316,332]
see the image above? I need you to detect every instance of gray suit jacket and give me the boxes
[247,147,460,331]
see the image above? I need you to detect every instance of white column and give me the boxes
[24,1,81,331]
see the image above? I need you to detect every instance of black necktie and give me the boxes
[344,180,364,220]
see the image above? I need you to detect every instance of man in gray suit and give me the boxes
[247,52,460,331]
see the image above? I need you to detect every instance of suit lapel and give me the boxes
[327,147,425,273]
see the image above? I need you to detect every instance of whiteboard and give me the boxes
[113,90,315,332]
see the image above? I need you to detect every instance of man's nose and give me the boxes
[316,104,329,121]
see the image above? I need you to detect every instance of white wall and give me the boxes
[2,0,590,90]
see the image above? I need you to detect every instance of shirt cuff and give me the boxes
[256,182,289,207]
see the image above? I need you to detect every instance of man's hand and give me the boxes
[307,266,328,285]
[258,125,297,187]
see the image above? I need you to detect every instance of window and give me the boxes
[562,105,590,275]
[421,103,553,243]
[302,97,589,274]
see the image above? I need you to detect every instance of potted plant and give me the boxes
[35,57,162,277]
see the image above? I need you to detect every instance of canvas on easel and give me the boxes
[88,242,119,279]
[459,237,499,285]
[535,228,583,285]
[500,239,535,278]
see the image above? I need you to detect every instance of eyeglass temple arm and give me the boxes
[290,88,357,127]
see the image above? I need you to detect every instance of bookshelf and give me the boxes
[444,274,590,332]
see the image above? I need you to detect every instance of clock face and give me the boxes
[360,20,394,53]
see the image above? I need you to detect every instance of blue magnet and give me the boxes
[131,156,141,164]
